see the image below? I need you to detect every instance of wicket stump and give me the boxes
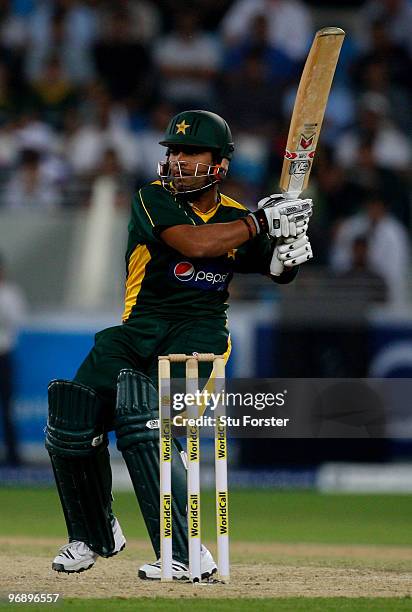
[158,353,229,583]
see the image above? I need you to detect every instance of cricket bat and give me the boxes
[280,27,345,197]
[271,26,345,274]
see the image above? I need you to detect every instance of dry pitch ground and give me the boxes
[1,537,411,599]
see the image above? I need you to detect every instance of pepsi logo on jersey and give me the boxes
[174,262,195,281]
[172,261,231,291]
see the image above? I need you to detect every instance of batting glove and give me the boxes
[249,194,313,238]
[270,230,313,275]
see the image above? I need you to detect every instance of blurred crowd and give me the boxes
[0,0,410,302]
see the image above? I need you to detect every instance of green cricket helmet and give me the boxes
[158,110,234,194]
[159,110,234,161]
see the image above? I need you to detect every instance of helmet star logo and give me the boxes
[176,120,190,135]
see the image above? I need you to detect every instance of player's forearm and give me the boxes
[161,219,256,258]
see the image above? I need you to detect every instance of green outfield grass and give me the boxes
[1,487,412,546]
[1,598,412,611]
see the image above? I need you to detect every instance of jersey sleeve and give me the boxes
[233,234,299,283]
[232,234,274,274]
[129,183,194,243]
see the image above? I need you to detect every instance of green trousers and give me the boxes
[75,313,230,413]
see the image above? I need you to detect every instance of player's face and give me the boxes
[168,147,214,191]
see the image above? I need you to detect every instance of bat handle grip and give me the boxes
[270,254,284,277]
[282,190,301,200]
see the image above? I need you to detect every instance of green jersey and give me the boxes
[122,181,289,322]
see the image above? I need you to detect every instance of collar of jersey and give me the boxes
[189,199,221,223]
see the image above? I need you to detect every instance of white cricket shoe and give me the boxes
[138,545,217,580]
[52,518,126,573]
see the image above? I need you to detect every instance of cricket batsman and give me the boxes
[46,110,313,579]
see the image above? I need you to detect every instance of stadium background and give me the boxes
[0,0,411,607]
